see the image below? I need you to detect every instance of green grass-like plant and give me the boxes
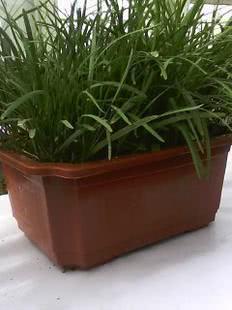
[0,0,232,178]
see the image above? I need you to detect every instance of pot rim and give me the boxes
[0,134,231,179]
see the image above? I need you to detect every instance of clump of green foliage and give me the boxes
[0,0,232,177]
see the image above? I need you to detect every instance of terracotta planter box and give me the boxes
[0,135,231,269]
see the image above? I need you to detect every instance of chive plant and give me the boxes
[0,0,231,177]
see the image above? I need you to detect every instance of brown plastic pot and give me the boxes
[0,163,7,195]
[0,135,231,269]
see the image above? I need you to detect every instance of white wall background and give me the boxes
[0,0,34,15]
[58,0,97,12]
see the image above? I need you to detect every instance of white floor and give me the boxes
[1,153,232,310]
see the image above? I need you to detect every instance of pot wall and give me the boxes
[0,137,231,268]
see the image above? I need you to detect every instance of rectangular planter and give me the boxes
[0,164,7,195]
[0,135,231,269]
